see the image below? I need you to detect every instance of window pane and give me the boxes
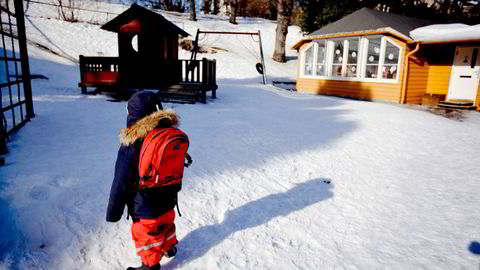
[347,39,359,64]
[346,65,357,77]
[384,41,400,65]
[366,38,381,65]
[333,40,344,64]
[304,45,314,75]
[316,65,326,76]
[382,65,398,79]
[304,64,313,76]
[365,65,379,78]
[332,64,343,77]
[316,42,326,76]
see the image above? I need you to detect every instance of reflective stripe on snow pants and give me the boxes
[131,210,178,267]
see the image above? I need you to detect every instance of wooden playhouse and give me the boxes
[78,4,217,103]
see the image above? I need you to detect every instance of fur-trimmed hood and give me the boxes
[119,109,180,146]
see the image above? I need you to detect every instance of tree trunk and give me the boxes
[229,0,238,24]
[204,0,211,14]
[212,0,219,14]
[189,0,197,21]
[163,0,173,11]
[272,0,293,63]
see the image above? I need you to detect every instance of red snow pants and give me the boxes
[131,210,178,267]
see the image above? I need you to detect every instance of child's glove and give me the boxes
[185,154,193,168]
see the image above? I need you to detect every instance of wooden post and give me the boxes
[0,82,6,154]
[190,29,200,61]
[200,90,207,104]
[200,58,207,103]
[184,60,189,82]
[14,0,35,117]
[196,60,201,82]
[202,58,207,85]
[258,30,267,85]
[79,55,87,94]
[210,60,216,99]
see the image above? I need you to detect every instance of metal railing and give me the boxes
[1,0,34,155]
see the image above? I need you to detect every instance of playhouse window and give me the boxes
[131,34,139,52]
[303,44,314,76]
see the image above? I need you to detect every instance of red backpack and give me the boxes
[138,128,191,190]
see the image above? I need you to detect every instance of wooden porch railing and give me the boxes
[79,56,217,102]
[79,55,120,94]
[179,58,216,86]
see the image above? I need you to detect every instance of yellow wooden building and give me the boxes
[293,8,480,111]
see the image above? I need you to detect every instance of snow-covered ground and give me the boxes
[1,1,480,269]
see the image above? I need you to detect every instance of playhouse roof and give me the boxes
[101,4,189,37]
[293,8,432,49]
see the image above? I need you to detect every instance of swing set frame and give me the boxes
[190,29,267,85]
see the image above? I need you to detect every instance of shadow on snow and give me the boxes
[1,51,354,268]
[165,178,334,268]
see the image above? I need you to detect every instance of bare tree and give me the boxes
[189,0,197,20]
[212,0,220,14]
[203,0,211,14]
[163,0,174,11]
[229,0,238,24]
[56,0,79,22]
[272,0,294,62]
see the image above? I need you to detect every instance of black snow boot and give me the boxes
[164,246,177,258]
[127,263,160,270]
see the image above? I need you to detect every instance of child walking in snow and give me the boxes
[107,91,184,270]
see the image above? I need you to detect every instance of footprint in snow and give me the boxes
[29,186,49,201]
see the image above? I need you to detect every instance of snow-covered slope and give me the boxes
[23,0,302,85]
[1,1,480,270]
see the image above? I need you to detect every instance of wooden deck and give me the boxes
[79,56,217,103]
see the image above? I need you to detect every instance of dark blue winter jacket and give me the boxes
[106,92,181,222]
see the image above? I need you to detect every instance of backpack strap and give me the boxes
[175,193,182,217]
[185,153,193,168]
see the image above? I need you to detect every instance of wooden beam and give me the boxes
[198,31,259,35]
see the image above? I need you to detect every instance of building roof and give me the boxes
[310,8,431,38]
[101,4,189,37]
[293,8,432,49]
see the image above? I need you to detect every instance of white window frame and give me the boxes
[381,37,402,80]
[345,38,361,78]
[300,42,316,77]
[362,36,383,80]
[314,40,328,77]
[299,36,403,84]
[330,38,347,78]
